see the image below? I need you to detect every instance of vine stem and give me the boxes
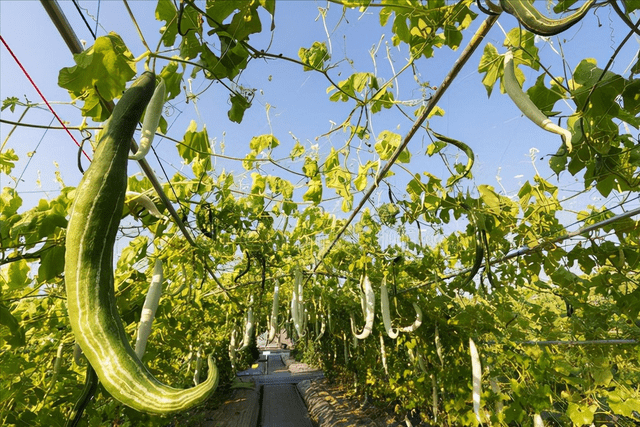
[1,107,30,152]
[311,13,501,275]
[398,203,640,295]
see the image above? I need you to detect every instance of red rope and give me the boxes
[1,35,91,161]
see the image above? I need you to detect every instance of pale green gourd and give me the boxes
[64,72,217,414]
[503,50,572,152]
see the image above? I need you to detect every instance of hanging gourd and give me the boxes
[352,274,375,340]
[134,258,164,359]
[237,295,254,352]
[379,334,388,376]
[64,72,217,414]
[291,269,305,338]
[380,277,399,339]
[469,338,482,424]
[268,282,280,343]
[503,49,572,151]
[229,329,238,370]
[125,191,166,220]
[435,324,444,366]
[380,276,422,337]
[129,78,165,161]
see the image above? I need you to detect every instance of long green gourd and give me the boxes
[503,49,572,152]
[431,131,475,187]
[66,365,98,427]
[65,71,217,414]
[268,281,280,342]
[291,269,305,338]
[500,0,596,36]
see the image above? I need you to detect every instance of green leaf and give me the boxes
[159,60,185,102]
[0,149,19,175]
[58,33,137,120]
[526,74,566,115]
[375,131,410,163]
[323,148,353,211]
[503,29,539,67]
[228,93,251,123]
[156,0,178,47]
[354,161,378,192]
[289,140,305,160]
[1,259,30,292]
[0,303,25,348]
[478,185,502,215]
[328,72,373,102]
[10,200,67,244]
[178,121,211,170]
[622,79,640,116]
[426,140,447,156]
[37,244,65,283]
[549,146,568,175]
[566,402,596,426]
[0,187,22,218]
[553,0,580,13]
[267,176,293,199]
[1,96,20,112]
[206,1,262,42]
[250,134,279,153]
[250,172,266,194]
[298,41,330,71]
[303,176,323,204]
[478,43,501,97]
[302,157,319,178]
[607,390,640,417]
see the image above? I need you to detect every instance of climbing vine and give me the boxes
[2,1,640,426]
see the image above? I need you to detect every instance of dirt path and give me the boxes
[177,350,406,427]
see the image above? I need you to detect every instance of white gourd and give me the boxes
[268,282,279,342]
[534,413,544,427]
[134,258,164,359]
[125,191,166,220]
[469,338,482,424]
[490,377,504,414]
[398,302,422,333]
[229,329,237,370]
[237,298,254,352]
[381,276,421,337]
[380,277,399,339]
[315,314,326,341]
[291,270,305,338]
[129,79,166,160]
[193,345,203,386]
[431,374,438,422]
[435,325,444,366]
[379,334,388,376]
[353,275,375,340]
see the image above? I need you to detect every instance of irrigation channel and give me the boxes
[207,348,325,427]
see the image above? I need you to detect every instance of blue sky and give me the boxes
[1,1,638,238]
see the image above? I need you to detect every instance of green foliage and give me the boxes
[58,33,137,120]
[298,42,330,71]
[0,149,18,175]
[3,0,640,425]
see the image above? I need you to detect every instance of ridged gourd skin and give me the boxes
[65,71,218,414]
[500,0,596,36]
